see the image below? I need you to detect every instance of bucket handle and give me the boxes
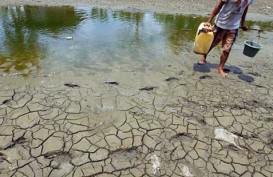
[250,29,262,44]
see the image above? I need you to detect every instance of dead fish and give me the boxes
[178,71,184,75]
[139,86,158,91]
[43,150,70,159]
[2,99,11,105]
[247,72,261,77]
[3,136,27,150]
[253,84,264,88]
[0,152,7,163]
[199,75,212,80]
[251,133,259,139]
[165,77,179,82]
[0,152,7,157]
[64,83,80,88]
[104,81,119,85]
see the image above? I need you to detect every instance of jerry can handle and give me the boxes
[198,28,212,35]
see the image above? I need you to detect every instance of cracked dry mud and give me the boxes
[0,70,273,177]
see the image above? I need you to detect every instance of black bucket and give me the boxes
[243,40,262,58]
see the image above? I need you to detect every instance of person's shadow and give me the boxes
[193,62,255,82]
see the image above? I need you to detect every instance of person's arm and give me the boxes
[205,0,226,26]
[240,5,249,31]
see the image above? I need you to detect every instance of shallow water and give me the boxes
[0,6,272,76]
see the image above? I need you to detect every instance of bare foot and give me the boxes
[217,68,227,78]
[198,56,206,65]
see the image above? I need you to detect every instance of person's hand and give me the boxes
[240,25,249,31]
[203,22,212,32]
[204,22,211,27]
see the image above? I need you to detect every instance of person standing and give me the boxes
[199,0,253,77]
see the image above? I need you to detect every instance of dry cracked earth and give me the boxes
[0,70,273,177]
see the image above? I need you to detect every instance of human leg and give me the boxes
[198,54,207,65]
[216,29,237,77]
[217,51,230,77]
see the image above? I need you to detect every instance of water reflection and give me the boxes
[22,6,84,33]
[0,6,272,76]
[0,6,85,76]
[91,8,109,21]
[153,14,204,54]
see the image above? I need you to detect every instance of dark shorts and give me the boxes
[211,26,238,53]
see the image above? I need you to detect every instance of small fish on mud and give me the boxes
[0,152,7,163]
[139,86,158,91]
[2,99,11,105]
[199,75,212,80]
[64,83,80,88]
[165,77,179,82]
[104,81,119,85]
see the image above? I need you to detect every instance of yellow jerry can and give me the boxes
[194,22,214,55]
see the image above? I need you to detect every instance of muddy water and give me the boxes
[0,6,202,76]
[1,6,272,77]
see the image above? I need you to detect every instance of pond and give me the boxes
[0,6,272,77]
